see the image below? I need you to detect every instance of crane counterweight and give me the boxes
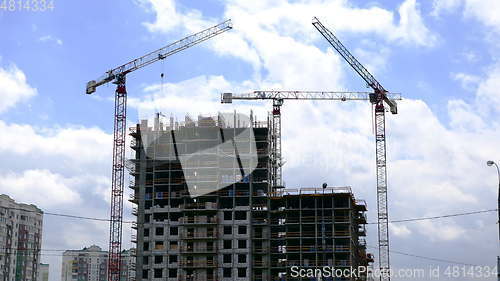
[86,80,97,95]
[221,92,233,103]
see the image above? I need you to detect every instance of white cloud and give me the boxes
[447,99,486,131]
[431,0,461,17]
[138,0,211,34]
[129,75,263,118]
[476,64,500,115]
[390,224,412,237]
[0,119,117,281]
[0,169,81,208]
[354,45,391,75]
[60,221,108,249]
[417,220,466,241]
[461,50,479,63]
[220,0,437,46]
[432,0,500,33]
[452,72,480,91]
[139,0,437,83]
[0,120,114,209]
[395,0,438,46]
[0,65,37,113]
[463,0,500,32]
[0,120,112,166]
[39,35,63,45]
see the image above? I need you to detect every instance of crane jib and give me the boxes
[312,17,388,94]
[86,19,232,95]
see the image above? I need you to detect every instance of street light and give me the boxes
[486,160,500,281]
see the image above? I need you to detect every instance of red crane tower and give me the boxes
[85,20,232,281]
[312,17,399,280]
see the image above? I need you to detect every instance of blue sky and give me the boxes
[1,0,500,280]
[0,0,494,127]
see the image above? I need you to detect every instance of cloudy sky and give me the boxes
[1,0,500,280]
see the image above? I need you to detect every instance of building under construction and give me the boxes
[129,113,372,281]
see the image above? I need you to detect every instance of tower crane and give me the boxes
[312,17,399,280]
[221,90,402,190]
[85,19,232,281]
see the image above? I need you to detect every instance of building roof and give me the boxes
[0,194,43,214]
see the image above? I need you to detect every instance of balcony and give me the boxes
[276,231,335,238]
[153,244,165,251]
[218,190,250,196]
[253,247,269,253]
[253,232,268,239]
[181,276,215,281]
[355,213,367,224]
[283,260,330,267]
[251,218,268,225]
[127,164,137,175]
[181,202,217,211]
[283,245,333,253]
[333,230,350,237]
[130,138,140,150]
[335,260,350,267]
[170,191,189,198]
[179,216,217,225]
[355,200,367,211]
[252,204,268,211]
[334,245,350,252]
[129,126,138,136]
[253,260,267,267]
[179,260,218,268]
[181,232,217,240]
[334,216,350,223]
[129,179,138,190]
[358,225,366,236]
[128,194,138,204]
[359,238,367,248]
[180,246,216,254]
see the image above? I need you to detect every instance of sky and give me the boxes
[1,0,500,280]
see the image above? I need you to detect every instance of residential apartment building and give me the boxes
[61,245,135,281]
[0,194,43,281]
[37,264,49,281]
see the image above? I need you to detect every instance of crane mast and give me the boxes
[312,17,398,280]
[221,91,401,191]
[86,20,232,281]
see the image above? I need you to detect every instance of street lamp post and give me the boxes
[487,160,500,281]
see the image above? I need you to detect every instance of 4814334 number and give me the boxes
[444,265,498,278]
[0,0,55,11]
